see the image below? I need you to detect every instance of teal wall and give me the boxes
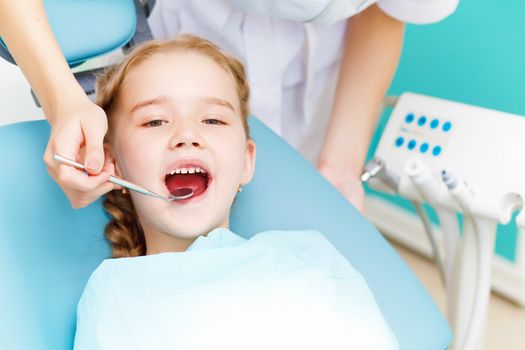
[367,0,525,262]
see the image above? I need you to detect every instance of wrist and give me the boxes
[317,157,363,184]
[45,83,91,124]
[318,147,365,177]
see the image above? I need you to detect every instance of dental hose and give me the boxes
[461,217,494,350]
[361,157,446,285]
[443,171,496,350]
[363,157,495,350]
[405,159,459,287]
[412,201,446,285]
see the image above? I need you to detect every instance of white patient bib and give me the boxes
[74,228,398,350]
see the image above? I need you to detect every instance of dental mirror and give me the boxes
[169,187,194,200]
[54,154,194,201]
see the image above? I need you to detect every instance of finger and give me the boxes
[57,167,111,193]
[104,162,122,189]
[91,181,117,200]
[101,156,115,175]
[53,121,83,162]
[43,143,55,169]
[63,178,116,209]
[83,119,107,175]
[50,132,84,183]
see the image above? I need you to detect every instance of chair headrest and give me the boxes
[0,0,137,67]
[0,118,450,349]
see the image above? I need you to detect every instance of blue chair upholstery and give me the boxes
[0,119,451,350]
[0,0,136,66]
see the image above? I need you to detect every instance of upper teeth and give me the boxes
[168,167,207,175]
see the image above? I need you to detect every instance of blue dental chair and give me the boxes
[0,1,451,349]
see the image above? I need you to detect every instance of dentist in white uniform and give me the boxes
[0,0,458,212]
[147,0,459,212]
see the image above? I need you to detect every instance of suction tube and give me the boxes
[405,159,460,290]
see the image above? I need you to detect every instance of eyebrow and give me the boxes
[129,95,236,114]
[130,96,168,114]
[202,96,235,113]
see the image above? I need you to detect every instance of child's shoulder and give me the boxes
[81,257,138,293]
[78,256,152,311]
[81,260,115,296]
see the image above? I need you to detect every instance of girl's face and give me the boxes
[107,52,256,253]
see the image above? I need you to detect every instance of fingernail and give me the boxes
[86,160,100,171]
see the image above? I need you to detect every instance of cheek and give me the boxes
[114,135,164,182]
[215,137,247,180]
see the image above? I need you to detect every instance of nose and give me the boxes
[168,121,205,150]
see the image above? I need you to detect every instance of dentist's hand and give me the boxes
[43,97,116,208]
[0,1,118,208]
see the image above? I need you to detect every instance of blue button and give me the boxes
[417,116,427,126]
[442,121,452,132]
[420,143,429,153]
[430,119,439,129]
[395,137,404,147]
[408,140,417,150]
[405,113,415,123]
[432,146,442,156]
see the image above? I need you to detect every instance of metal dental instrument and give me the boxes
[53,154,194,201]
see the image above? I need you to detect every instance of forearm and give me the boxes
[319,4,404,178]
[0,0,85,122]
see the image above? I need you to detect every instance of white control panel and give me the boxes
[369,92,525,226]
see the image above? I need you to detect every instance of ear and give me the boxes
[240,139,256,186]
[103,143,123,188]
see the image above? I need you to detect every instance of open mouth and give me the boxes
[164,165,212,201]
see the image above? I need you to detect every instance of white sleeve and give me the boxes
[74,264,139,350]
[377,0,459,24]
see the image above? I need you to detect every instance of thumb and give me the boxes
[83,122,106,175]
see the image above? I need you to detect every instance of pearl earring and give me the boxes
[122,187,127,194]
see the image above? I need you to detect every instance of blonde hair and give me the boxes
[97,35,251,258]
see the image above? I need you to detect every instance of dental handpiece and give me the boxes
[361,156,400,191]
[53,154,193,201]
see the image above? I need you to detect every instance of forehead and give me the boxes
[118,51,240,110]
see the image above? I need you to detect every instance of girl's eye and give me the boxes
[204,118,226,125]
[143,119,167,128]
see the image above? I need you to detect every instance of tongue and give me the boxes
[166,174,207,197]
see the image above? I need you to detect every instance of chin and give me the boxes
[163,221,220,239]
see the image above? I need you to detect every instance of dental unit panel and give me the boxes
[366,92,525,350]
[371,93,525,223]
